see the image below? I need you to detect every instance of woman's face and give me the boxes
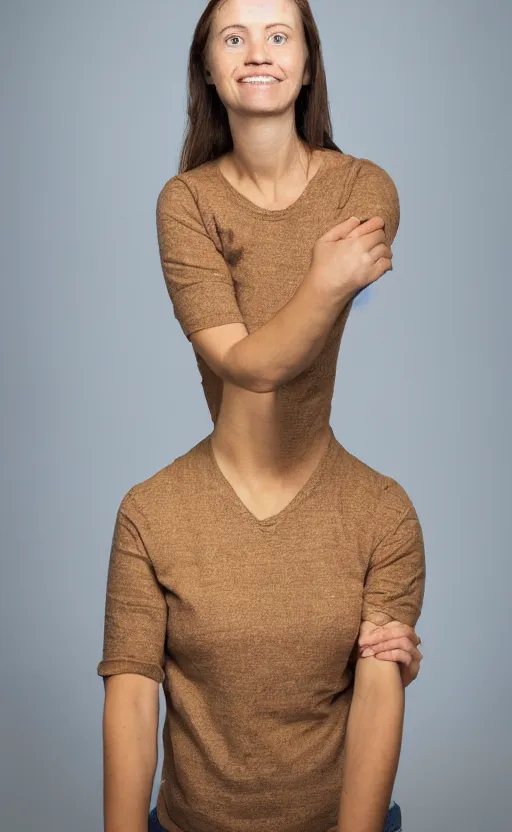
[204,0,310,117]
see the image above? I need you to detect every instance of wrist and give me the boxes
[304,266,354,311]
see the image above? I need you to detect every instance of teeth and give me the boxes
[241,76,278,83]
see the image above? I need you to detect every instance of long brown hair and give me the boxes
[178,0,343,173]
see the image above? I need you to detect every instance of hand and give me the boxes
[309,215,393,303]
[358,620,423,688]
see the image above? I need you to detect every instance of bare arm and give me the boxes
[191,266,351,393]
[102,674,160,832]
[335,488,425,830]
[336,625,405,832]
[157,158,399,392]
[191,217,391,393]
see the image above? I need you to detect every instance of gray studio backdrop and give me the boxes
[1,1,510,830]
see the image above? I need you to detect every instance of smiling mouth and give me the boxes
[238,76,281,85]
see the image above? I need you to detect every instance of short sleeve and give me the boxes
[362,482,426,628]
[96,490,168,684]
[156,177,245,337]
[340,158,400,247]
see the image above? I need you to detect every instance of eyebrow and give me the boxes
[217,22,294,36]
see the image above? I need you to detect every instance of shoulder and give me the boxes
[354,157,399,223]
[338,446,417,525]
[156,174,194,219]
[157,162,218,214]
[350,156,399,211]
[336,152,400,243]
[324,148,397,193]
[117,439,210,522]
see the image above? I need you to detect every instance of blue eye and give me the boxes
[271,34,287,44]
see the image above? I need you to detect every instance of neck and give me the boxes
[225,111,311,185]
[211,387,332,479]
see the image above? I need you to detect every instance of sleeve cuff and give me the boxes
[180,311,246,338]
[361,605,419,628]
[96,658,165,684]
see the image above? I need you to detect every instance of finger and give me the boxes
[365,649,412,665]
[346,215,385,238]
[358,621,408,645]
[368,257,393,283]
[389,623,422,647]
[359,623,417,646]
[321,216,362,241]
[352,228,387,251]
[370,242,393,263]
[401,661,419,687]
[360,637,414,657]
[363,642,422,661]
[383,620,418,637]
[359,626,406,646]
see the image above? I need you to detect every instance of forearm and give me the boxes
[224,269,352,392]
[103,691,158,832]
[337,659,404,832]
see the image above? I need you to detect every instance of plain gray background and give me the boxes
[1,1,511,830]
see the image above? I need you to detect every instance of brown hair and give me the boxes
[178,0,343,173]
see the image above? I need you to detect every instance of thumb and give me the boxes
[321,216,361,242]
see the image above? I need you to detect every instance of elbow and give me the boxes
[216,364,279,394]
[224,375,279,394]
[221,340,283,393]
[223,354,281,393]
[244,375,280,393]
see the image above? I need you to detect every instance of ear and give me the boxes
[204,67,215,85]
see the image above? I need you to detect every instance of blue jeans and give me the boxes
[148,802,402,832]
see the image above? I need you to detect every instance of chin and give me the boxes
[230,97,296,117]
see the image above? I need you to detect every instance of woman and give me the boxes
[97,2,425,831]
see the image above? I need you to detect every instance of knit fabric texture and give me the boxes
[155,149,400,452]
[97,432,425,832]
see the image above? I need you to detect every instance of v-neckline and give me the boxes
[204,428,339,530]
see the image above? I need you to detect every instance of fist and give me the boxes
[310,215,393,302]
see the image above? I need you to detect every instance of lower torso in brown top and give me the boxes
[98,432,424,832]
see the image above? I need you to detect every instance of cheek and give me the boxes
[214,56,240,89]
[278,49,308,78]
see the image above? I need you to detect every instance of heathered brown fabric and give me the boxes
[97,430,425,832]
[156,149,400,451]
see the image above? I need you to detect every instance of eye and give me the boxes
[225,35,243,46]
[270,33,287,45]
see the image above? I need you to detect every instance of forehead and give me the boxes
[213,0,299,28]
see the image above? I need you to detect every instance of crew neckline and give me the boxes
[203,427,340,530]
[211,149,331,221]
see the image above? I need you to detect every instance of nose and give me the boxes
[244,37,272,66]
